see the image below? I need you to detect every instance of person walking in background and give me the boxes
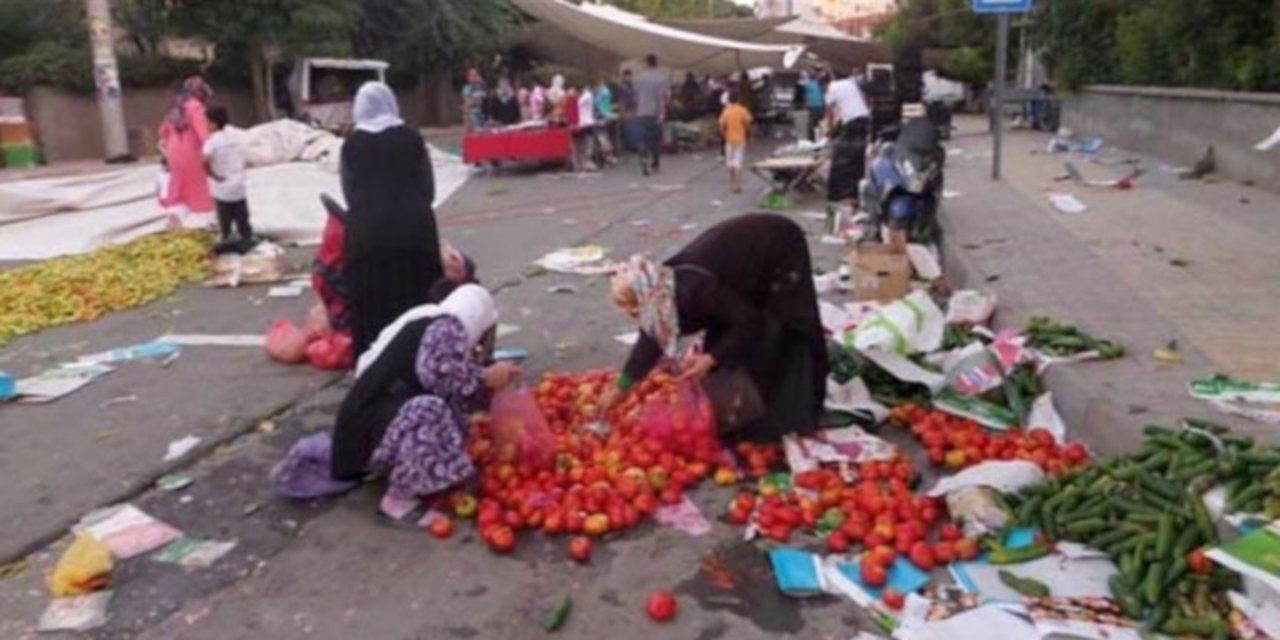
[825,67,872,207]
[529,81,548,121]
[461,68,488,132]
[341,82,444,357]
[201,106,253,252]
[719,89,752,194]
[157,75,215,224]
[616,69,638,153]
[633,54,669,176]
[804,70,826,141]
[490,77,520,126]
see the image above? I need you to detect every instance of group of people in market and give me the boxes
[268,75,832,524]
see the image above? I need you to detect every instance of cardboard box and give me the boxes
[848,244,912,302]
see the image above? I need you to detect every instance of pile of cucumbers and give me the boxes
[1012,420,1280,637]
[1024,316,1125,360]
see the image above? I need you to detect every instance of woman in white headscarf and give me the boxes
[332,284,520,522]
[340,81,444,358]
[547,74,567,120]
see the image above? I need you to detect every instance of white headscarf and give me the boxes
[352,81,404,134]
[355,284,498,378]
[547,74,566,105]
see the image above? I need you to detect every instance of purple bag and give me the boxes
[273,433,357,499]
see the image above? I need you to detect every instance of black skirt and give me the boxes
[827,117,869,202]
[347,250,441,357]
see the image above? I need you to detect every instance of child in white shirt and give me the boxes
[201,106,253,246]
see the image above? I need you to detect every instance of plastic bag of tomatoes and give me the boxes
[635,381,717,461]
[490,386,556,470]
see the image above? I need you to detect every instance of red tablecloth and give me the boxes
[462,127,573,164]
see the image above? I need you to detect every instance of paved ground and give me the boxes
[1,118,1276,638]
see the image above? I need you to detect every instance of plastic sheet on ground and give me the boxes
[849,291,945,356]
[0,140,470,260]
[905,244,941,281]
[150,537,237,569]
[1048,192,1087,214]
[1255,126,1280,152]
[944,290,996,326]
[1189,375,1280,424]
[951,538,1117,600]
[1026,393,1068,442]
[824,377,891,424]
[654,495,711,536]
[12,363,113,403]
[925,461,1046,498]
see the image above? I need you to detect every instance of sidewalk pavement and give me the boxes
[940,116,1280,451]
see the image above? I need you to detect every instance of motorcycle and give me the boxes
[858,116,946,246]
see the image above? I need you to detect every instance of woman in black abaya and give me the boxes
[341,82,444,356]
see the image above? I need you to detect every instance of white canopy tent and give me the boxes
[510,0,802,75]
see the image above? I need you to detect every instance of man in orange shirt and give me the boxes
[719,89,753,193]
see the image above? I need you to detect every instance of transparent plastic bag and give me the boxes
[490,386,556,470]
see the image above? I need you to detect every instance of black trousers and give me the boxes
[827,117,869,202]
[215,199,253,241]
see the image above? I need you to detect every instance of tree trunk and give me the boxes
[248,41,269,124]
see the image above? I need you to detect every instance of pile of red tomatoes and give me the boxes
[459,369,724,556]
[889,404,1090,476]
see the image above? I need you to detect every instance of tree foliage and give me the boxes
[352,0,520,86]
[605,0,754,19]
[877,0,996,86]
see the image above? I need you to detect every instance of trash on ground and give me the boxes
[12,363,114,403]
[151,537,237,569]
[1153,339,1183,364]
[156,474,193,492]
[267,285,304,298]
[37,590,113,632]
[822,378,891,427]
[534,245,614,275]
[1026,393,1068,443]
[207,241,287,287]
[1025,316,1124,361]
[164,435,202,461]
[783,423,896,474]
[926,461,1046,499]
[154,333,266,347]
[1189,375,1280,424]
[1048,192,1087,214]
[78,341,181,365]
[1255,125,1280,152]
[614,331,639,346]
[543,594,572,631]
[905,245,941,281]
[493,347,529,363]
[1229,590,1280,638]
[820,234,848,245]
[769,547,829,597]
[654,496,711,536]
[495,323,521,339]
[944,487,1012,537]
[272,433,358,499]
[942,190,960,199]
[99,394,139,408]
[74,503,181,559]
[894,603,1038,640]
[547,284,578,294]
[47,534,113,597]
[943,290,996,326]
[265,317,308,364]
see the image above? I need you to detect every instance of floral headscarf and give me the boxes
[165,76,212,131]
[622,255,680,358]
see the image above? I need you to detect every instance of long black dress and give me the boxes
[622,213,829,441]
[341,125,443,357]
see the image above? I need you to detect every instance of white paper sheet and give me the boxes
[925,461,1046,498]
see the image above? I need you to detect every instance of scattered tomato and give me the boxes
[645,590,678,622]
[882,588,905,611]
[569,536,593,563]
[429,517,454,539]
[860,560,888,587]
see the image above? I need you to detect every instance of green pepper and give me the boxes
[543,595,572,632]
[988,542,1053,565]
[998,570,1050,598]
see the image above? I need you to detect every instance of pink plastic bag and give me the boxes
[303,303,332,342]
[265,318,307,364]
[636,381,718,461]
[306,332,354,370]
[490,386,556,471]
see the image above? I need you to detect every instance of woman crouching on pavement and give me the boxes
[601,213,829,441]
[330,284,520,523]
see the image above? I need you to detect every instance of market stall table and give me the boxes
[750,154,826,195]
[462,126,574,168]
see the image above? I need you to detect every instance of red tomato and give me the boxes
[909,541,936,570]
[860,560,888,587]
[1063,441,1088,464]
[569,536,593,563]
[645,590,678,622]
[933,541,955,565]
[827,531,851,554]
[870,545,897,567]
[954,538,980,561]
[1029,428,1055,447]
[939,522,963,542]
[487,525,516,554]
[429,517,454,539]
[1187,548,1213,575]
[882,588,905,611]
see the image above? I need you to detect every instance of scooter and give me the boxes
[858,116,946,246]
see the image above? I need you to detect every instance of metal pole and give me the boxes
[992,12,1008,180]
[86,0,129,160]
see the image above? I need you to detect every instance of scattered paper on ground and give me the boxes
[1255,126,1280,152]
[926,461,1046,497]
[75,504,181,559]
[654,496,711,536]
[534,245,615,275]
[78,341,181,365]
[164,435,202,462]
[267,285,303,298]
[151,538,237,569]
[615,331,639,346]
[14,363,114,403]
[1048,192,1087,214]
[38,591,113,632]
[154,334,265,347]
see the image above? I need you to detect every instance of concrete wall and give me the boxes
[25,85,255,163]
[25,80,461,163]
[1063,85,1280,190]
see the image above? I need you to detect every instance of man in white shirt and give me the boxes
[201,106,253,248]
[824,69,872,206]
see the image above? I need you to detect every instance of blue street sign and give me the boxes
[973,0,1032,13]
